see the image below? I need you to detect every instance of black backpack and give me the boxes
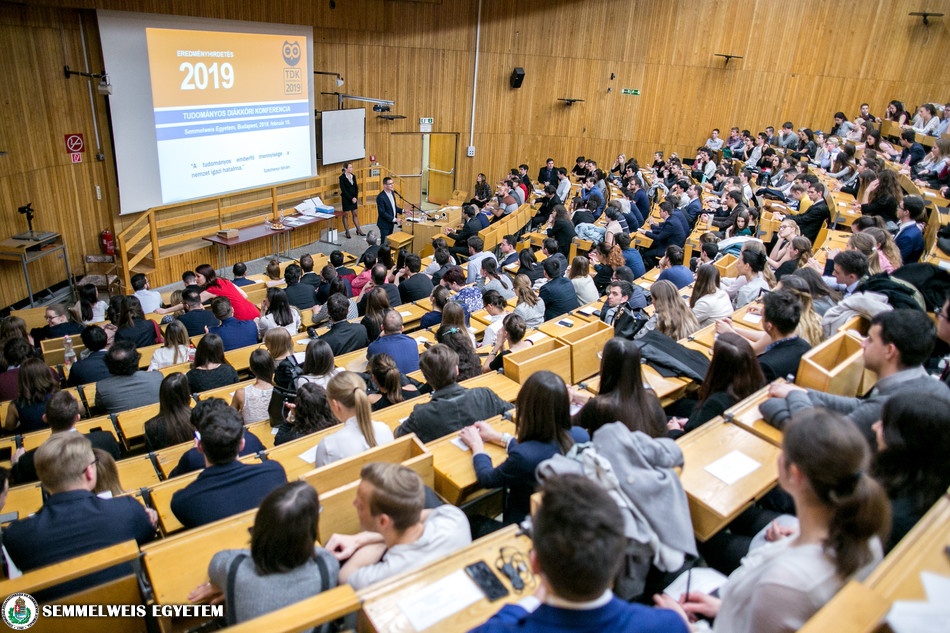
[267,356,304,427]
[613,305,651,340]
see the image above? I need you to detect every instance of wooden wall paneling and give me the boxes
[5,0,950,310]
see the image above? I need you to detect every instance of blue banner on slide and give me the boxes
[154,101,310,125]
[155,113,309,141]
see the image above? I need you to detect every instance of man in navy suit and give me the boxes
[4,433,157,600]
[11,390,120,485]
[171,404,286,528]
[208,297,258,351]
[641,201,686,268]
[320,294,369,355]
[539,258,579,321]
[537,158,557,187]
[894,195,926,264]
[66,325,111,387]
[375,176,402,244]
[684,184,704,227]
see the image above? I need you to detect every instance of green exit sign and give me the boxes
[621,88,641,96]
[419,117,434,124]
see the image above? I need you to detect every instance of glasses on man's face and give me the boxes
[936,309,949,321]
[81,457,99,476]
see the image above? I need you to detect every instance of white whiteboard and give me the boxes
[321,109,366,165]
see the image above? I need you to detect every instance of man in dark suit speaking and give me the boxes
[375,176,403,244]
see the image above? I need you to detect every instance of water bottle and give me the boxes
[63,335,77,367]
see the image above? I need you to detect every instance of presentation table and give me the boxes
[0,233,73,307]
[202,223,293,271]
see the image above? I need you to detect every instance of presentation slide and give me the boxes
[146,29,312,203]
[97,11,316,214]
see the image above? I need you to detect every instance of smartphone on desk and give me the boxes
[465,560,509,601]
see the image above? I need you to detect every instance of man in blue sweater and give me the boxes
[470,474,687,633]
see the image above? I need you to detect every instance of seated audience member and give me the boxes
[498,234,520,268]
[66,325,111,386]
[642,202,687,269]
[11,390,120,485]
[894,195,925,264]
[4,433,157,598]
[598,280,647,329]
[168,399,267,478]
[256,287,300,338]
[129,272,163,314]
[231,349,275,424]
[144,372,194,452]
[571,338,666,436]
[792,267,840,316]
[937,293,950,388]
[230,261,254,287]
[656,246,693,289]
[314,371,394,466]
[733,249,771,308]
[667,333,766,437]
[320,294,369,355]
[636,280,700,341]
[872,392,950,552]
[330,249,356,281]
[690,265,733,327]
[567,256,599,305]
[754,289,812,381]
[114,296,159,348]
[538,257,579,321]
[396,253,434,303]
[359,286,390,343]
[465,236,498,284]
[266,327,300,427]
[546,204,576,258]
[275,382,337,446]
[420,285,450,329]
[189,482,339,628]
[357,264,402,314]
[460,371,581,525]
[472,474,687,633]
[480,290,511,348]
[326,463,471,590]
[208,297,258,351]
[368,353,419,410]
[171,404,287,528]
[299,254,322,289]
[74,283,108,325]
[186,333,239,394]
[148,320,191,371]
[483,314,532,373]
[775,180,829,245]
[0,337,33,401]
[440,265,483,317]
[445,205,483,257]
[5,358,58,433]
[366,310,419,374]
[516,248,544,284]
[616,233,646,279]
[297,338,342,389]
[655,409,888,633]
[436,326,483,381]
[312,277,358,326]
[94,339,164,414]
[282,263,317,311]
[512,274,545,327]
[357,230,380,268]
[766,310,948,444]
[478,258,515,300]
[176,287,219,337]
[827,249,869,299]
[395,344,513,442]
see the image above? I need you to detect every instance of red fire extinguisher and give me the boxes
[100,229,115,255]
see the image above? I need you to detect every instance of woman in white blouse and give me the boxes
[690,265,734,327]
[568,256,600,305]
[313,371,393,467]
[256,287,300,338]
[733,249,771,309]
[148,320,191,370]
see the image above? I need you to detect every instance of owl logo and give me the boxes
[282,41,301,67]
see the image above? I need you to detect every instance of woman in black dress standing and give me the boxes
[339,162,364,239]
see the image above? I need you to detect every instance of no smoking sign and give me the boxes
[64,133,85,154]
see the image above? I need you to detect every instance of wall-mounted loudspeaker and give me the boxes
[510,67,525,89]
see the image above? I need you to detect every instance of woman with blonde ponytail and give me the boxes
[314,371,394,467]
